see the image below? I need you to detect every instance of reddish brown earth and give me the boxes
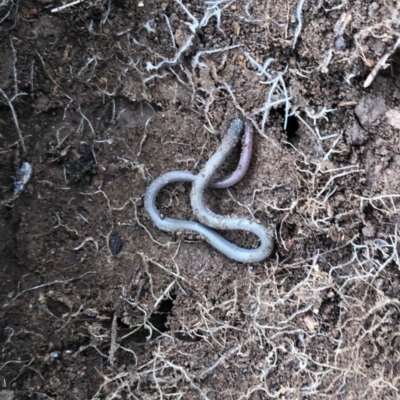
[1,0,400,399]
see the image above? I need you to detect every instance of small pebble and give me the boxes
[50,351,61,359]
[362,224,376,238]
[82,308,98,318]
[334,35,346,51]
[232,21,240,36]
[386,109,400,129]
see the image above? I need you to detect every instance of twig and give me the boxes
[364,36,400,88]
[51,0,86,13]
[293,0,306,49]
[109,312,118,367]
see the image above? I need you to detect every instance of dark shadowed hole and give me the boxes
[47,298,71,318]
[277,107,300,144]
[363,203,374,217]
[120,293,176,343]
[147,296,175,339]
[319,293,341,332]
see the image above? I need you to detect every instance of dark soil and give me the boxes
[1,0,400,399]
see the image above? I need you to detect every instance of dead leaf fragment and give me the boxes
[304,316,318,333]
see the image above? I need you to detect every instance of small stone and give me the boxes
[304,316,318,333]
[368,2,379,18]
[386,109,400,130]
[82,308,98,317]
[355,95,387,128]
[169,13,178,24]
[50,351,61,359]
[334,35,346,51]
[362,224,376,238]
[175,28,189,48]
[232,21,240,36]
[364,58,375,68]
[346,123,368,146]
[33,95,50,112]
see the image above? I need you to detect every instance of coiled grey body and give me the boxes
[144,119,274,263]
[190,119,273,262]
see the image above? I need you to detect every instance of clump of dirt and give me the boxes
[1,0,400,399]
